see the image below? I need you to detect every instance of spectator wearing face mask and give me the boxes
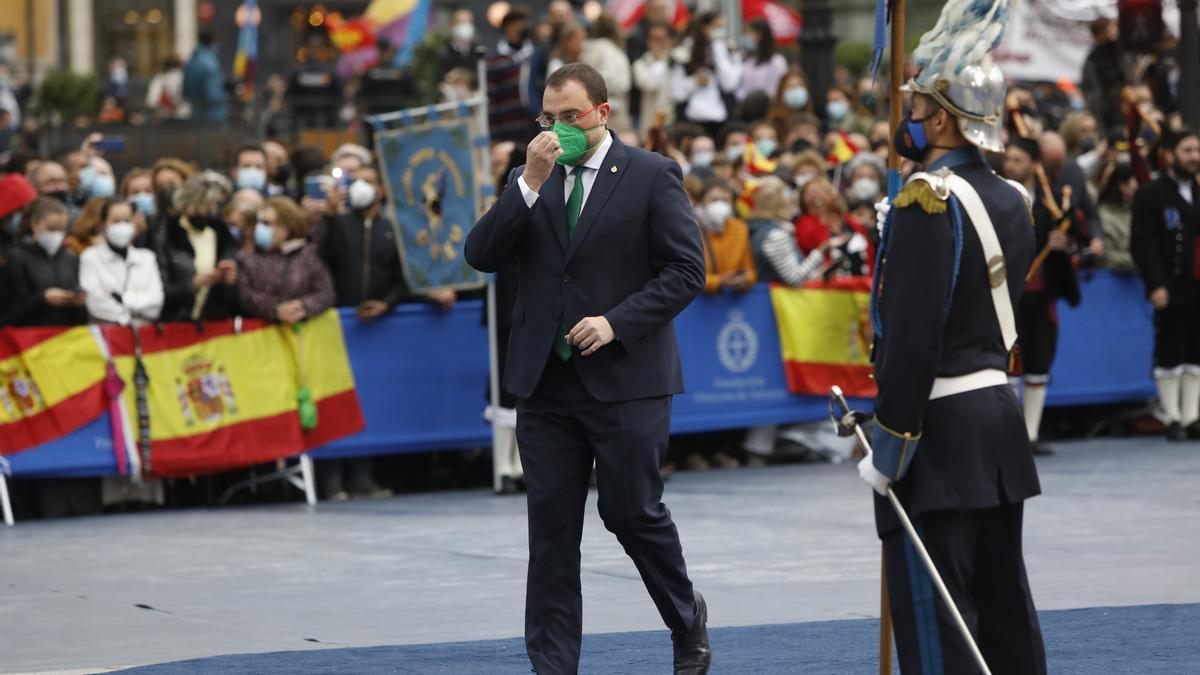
[78,156,117,201]
[120,167,156,237]
[823,86,873,136]
[632,23,677,134]
[672,11,743,137]
[843,153,885,206]
[158,171,240,322]
[438,8,483,82]
[695,180,756,294]
[263,141,290,197]
[79,198,163,326]
[140,157,196,250]
[736,18,787,103]
[767,69,813,138]
[795,177,873,276]
[236,196,334,324]
[749,121,779,159]
[9,196,87,326]
[231,144,269,194]
[686,135,716,177]
[319,166,408,319]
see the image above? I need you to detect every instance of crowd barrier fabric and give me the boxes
[7,271,1156,477]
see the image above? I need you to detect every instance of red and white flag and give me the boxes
[743,0,804,44]
[610,0,690,32]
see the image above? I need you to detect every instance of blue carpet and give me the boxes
[115,603,1197,674]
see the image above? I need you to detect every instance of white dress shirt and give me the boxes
[517,132,614,211]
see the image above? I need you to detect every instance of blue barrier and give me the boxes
[6,271,1156,477]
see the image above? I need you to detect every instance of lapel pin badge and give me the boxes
[610,165,618,173]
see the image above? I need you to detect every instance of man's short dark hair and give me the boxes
[1165,127,1199,151]
[545,63,608,106]
[699,179,735,202]
[198,29,216,47]
[234,144,266,166]
[501,5,532,28]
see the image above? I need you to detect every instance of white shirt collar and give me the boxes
[579,131,614,173]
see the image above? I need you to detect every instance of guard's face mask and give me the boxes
[893,110,934,162]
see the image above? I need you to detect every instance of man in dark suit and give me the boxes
[465,63,710,675]
[1131,128,1200,440]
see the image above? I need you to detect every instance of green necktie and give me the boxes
[554,165,589,361]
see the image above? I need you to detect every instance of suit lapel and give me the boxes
[541,164,568,252]
[564,137,630,265]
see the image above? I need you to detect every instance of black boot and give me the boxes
[672,591,711,674]
[1167,421,1187,441]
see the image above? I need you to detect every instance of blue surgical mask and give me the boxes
[236,167,267,192]
[91,174,116,198]
[79,165,96,193]
[827,100,850,121]
[131,192,156,217]
[111,68,128,86]
[783,86,809,109]
[691,150,715,168]
[254,222,275,250]
[755,138,778,158]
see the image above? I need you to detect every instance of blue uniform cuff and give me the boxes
[871,421,920,481]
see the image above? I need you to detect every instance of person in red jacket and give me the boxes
[794,176,874,277]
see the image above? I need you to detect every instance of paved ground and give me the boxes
[2,437,1198,673]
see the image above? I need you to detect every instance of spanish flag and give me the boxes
[769,277,877,397]
[0,327,108,455]
[826,131,859,165]
[104,310,364,477]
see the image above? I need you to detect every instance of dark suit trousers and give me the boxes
[883,503,1047,675]
[516,356,696,674]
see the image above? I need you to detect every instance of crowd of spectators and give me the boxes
[0,5,1194,504]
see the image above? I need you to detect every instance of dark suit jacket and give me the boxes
[465,133,705,402]
[1131,173,1200,304]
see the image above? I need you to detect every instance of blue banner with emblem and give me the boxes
[373,106,487,293]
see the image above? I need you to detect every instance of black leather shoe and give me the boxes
[672,591,711,674]
[1186,421,1200,440]
[1167,421,1188,441]
[1031,442,1055,456]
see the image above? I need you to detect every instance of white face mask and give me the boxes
[236,167,267,192]
[700,201,733,232]
[348,179,378,210]
[848,177,881,202]
[105,221,136,248]
[36,230,66,256]
[452,22,475,44]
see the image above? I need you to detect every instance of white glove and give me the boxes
[857,455,891,496]
[874,197,891,235]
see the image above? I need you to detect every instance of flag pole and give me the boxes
[886,0,906,200]
[881,2,905,671]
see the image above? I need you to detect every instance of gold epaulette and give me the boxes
[894,179,947,215]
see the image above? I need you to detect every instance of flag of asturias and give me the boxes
[769,277,877,398]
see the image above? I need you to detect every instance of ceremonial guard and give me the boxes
[858,2,1048,672]
[1131,128,1200,440]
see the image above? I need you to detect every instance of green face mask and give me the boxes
[553,120,605,165]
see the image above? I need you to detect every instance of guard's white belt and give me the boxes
[929,369,1009,400]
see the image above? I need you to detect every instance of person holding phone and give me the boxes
[9,197,88,326]
[158,171,240,322]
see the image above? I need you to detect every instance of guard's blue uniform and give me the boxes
[870,147,1047,675]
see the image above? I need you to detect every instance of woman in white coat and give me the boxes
[580,13,633,133]
[671,10,742,138]
[79,198,164,326]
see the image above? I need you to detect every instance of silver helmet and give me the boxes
[902,0,1012,153]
